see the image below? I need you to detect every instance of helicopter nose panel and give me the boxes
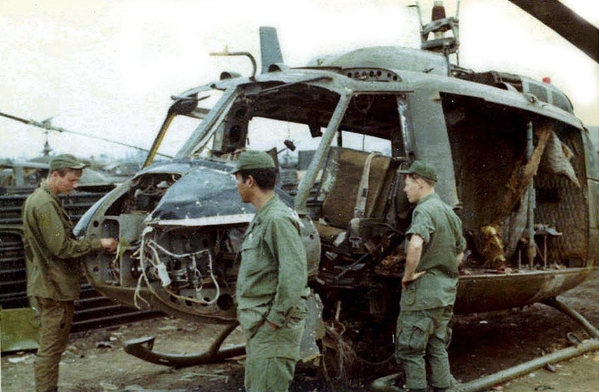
[148,166,253,224]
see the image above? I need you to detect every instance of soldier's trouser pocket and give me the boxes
[396,308,454,390]
[395,311,433,389]
[397,314,433,355]
[238,304,269,340]
[285,299,307,328]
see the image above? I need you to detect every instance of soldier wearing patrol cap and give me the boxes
[22,154,118,392]
[395,160,466,392]
[232,150,309,392]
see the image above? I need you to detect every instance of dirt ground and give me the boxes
[2,269,599,392]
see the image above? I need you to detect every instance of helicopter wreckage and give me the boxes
[74,2,599,389]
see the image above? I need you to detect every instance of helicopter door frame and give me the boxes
[295,92,352,215]
[394,93,414,159]
[176,87,239,159]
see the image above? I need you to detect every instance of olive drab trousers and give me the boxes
[238,303,306,392]
[396,306,454,391]
[34,297,75,392]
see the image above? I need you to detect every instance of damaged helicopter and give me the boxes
[72,0,599,386]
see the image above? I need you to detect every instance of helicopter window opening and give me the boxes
[338,94,402,146]
[307,93,401,227]
[157,90,223,159]
[246,117,323,168]
[334,94,400,156]
[157,115,208,158]
[244,118,392,170]
[336,131,391,156]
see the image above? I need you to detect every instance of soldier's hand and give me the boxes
[100,238,119,253]
[401,270,426,290]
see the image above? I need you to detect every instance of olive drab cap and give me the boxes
[399,160,438,182]
[231,150,275,174]
[49,154,87,172]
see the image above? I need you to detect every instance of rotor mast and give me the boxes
[414,1,460,70]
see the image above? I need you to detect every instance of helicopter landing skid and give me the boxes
[542,297,599,339]
[371,298,599,392]
[123,322,245,368]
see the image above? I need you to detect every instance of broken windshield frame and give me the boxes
[172,81,348,160]
[150,80,407,213]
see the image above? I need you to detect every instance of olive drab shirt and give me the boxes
[23,182,103,301]
[401,193,466,311]
[236,195,308,327]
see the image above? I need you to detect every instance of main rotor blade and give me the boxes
[0,111,171,158]
[0,111,32,125]
[507,0,599,64]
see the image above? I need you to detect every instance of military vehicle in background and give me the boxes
[71,0,598,388]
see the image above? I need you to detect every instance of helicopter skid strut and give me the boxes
[123,321,246,368]
[371,298,599,392]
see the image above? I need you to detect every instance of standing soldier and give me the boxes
[396,160,466,392]
[232,150,309,392]
[23,154,118,392]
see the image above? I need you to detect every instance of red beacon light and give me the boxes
[432,1,447,21]
[542,77,552,84]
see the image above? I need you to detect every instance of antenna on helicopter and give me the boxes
[414,0,460,70]
[210,47,258,80]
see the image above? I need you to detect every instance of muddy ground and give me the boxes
[2,269,599,392]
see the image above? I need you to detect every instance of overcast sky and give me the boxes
[1,0,598,160]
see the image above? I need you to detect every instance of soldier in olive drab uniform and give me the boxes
[232,150,309,392]
[396,161,466,392]
[23,154,118,392]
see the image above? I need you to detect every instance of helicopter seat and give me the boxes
[317,146,392,231]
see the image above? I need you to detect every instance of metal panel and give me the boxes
[0,307,39,352]
[407,88,459,208]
